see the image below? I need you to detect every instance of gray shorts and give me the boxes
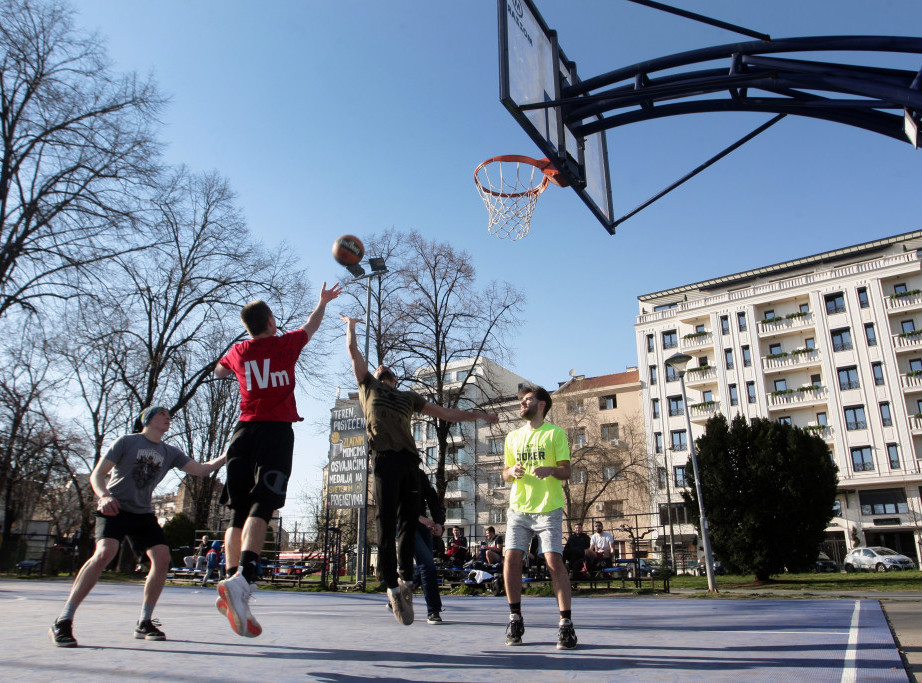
[504,507,564,556]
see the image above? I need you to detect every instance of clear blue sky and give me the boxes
[74,1,922,525]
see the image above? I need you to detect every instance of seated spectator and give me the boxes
[587,521,615,568]
[184,535,210,570]
[562,523,591,574]
[202,541,224,586]
[479,526,504,565]
[445,526,469,567]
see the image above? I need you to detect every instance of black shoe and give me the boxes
[427,612,443,624]
[49,619,77,648]
[134,619,166,640]
[557,618,577,650]
[505,613,525,646]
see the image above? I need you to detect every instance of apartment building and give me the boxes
[636,230,922,565]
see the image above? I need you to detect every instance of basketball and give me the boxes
[332,235,364,266]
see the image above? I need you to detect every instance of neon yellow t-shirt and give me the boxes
[504,422,570,514]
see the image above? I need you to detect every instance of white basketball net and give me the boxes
[474,157,550,241]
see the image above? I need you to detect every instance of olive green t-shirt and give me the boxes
[358,372,426,454]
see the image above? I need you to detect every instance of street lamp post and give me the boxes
[664,447,676,571]
[347,257,387,590]
[664,352,719,593]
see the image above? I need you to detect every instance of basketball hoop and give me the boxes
[474,155,567,240]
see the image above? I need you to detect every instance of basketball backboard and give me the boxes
[498,0,615,232]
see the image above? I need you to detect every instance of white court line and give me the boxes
[840,600,861,683]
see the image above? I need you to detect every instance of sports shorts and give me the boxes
[222,421,294,513]
[95,510,168,554]
[504,507,564,556]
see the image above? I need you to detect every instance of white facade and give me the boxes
[635,230,922,565]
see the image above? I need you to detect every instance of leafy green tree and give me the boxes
[162,512,196,551]
[682,414,838,582]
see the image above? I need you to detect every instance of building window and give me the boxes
[911,358,922,373]
[488,437,504,455]
[778,416,792,426]
[887,444,900,469]
[742,345,751,367]
[811,373,822,387]
[799,303,810,314]
[569,427,587,448]
[725,348,734,369]
[880,402,892,427]
[844,405,867,430]
[673,465,687,487]
[603,465,620,481]
[489,508,507,524]
[746,381,756,403]
[665,364,678,382]
[668,395,685,416]
[654,432,663,453]
[859,488,909,514]
[872,362,885,386]
[769,342,782,355]
[659,502,688,526]
[651,398,660,419]
[763,309,775,321]
[604,500,625,518]
[647,334,654,352]
[864,323,877,347]
[601,423,620,443]
[729,384,739,406]
[426,423,437,439]
[720,315,730,335]
[425,446,437,465]
[774,378,787,392]
[702,390,713,403]
[663,330,678,349]
[894,283,908,295]
[837,366,860,391]
[649,365,657,386]
[671,430,687,452]
[567,399,585,414]
[737,312,747,331]
[902,319,916,334]
[805,337,816,350]
[831,327,853,352]
[572,468,588,484]
[488,471,506,489]
[816,411,827,426]
[825,292,846,315]
[413,423,424,440]
[857,287,869,308]
[599,394,617,410]
[656,467,667,490]
[850,446,874,472]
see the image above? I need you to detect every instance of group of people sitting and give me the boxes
[440,526,504,568]
[562,521,615,576]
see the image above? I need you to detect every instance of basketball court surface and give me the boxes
[2,579,909,681]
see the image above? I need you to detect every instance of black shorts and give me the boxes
[222,421,294,513]
[95,510,168,555]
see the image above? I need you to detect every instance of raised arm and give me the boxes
[420,402,498,425]
[341,314,369,384]
[301,281,343,338]
[181,452,227,477]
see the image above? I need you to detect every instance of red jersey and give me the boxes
[219,329,308,422]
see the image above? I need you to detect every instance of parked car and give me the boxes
[695,558,726,576]
[814,552,839,573]
[843,546,915,573]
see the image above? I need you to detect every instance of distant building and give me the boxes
[636,229,922,566]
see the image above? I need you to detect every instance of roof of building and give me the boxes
[554,369,640,393]
[638,228,922,301]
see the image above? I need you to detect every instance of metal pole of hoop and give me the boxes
[347,258,388,590]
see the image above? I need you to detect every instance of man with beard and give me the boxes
[501,385,577,650]
[49,406,226,647]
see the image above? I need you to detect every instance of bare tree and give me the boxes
[0,0,164,318]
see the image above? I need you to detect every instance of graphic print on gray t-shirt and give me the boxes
[103,433,191,514]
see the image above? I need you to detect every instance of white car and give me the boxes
[843,546,915,573]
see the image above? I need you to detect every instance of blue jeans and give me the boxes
[413,523,441,615]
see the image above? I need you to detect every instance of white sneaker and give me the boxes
[217,574,262,637]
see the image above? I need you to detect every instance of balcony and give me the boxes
[892,331,922,353]
[757,312,815,338]
[681,331,713,351]
[766,384,828,410]
[885,289,922,312]
[909,415,922,435]
[689,401,720,420]
[683,365,718,386]
[761,348,821,373]
[900,372,922,393]
[803,424,834,442]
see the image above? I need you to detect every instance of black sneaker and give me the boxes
[134,619,166,641]
[505,613,525,646]
[427,612,443,624]
[557,618,577,650]
[49,619,77,648]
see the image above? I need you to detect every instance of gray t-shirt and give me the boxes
[103,434,191,513]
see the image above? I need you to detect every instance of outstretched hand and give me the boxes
[320,281,343,303]
[340,313,362,325]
